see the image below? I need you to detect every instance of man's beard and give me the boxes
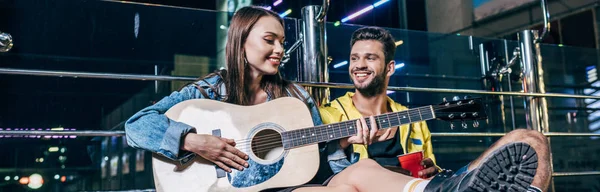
[353,72,386,98]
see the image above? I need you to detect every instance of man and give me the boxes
[319,27,439,178]
[288,27,551,192]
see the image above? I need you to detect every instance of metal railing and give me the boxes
[0,130,125,137]
[2,67,600,99]
[0,130,597,179]
[2,130,600,138]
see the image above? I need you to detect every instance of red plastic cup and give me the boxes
[397,151,424,178]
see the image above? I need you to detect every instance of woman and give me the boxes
[124,6,323,175]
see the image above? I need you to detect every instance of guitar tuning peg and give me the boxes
[442,97,447,103]
[473,120,480,128]
[460,113,467,118]
[448,114,455,119]
[462,121,468,129]
[452,96,460,101]
[450,122,455,130]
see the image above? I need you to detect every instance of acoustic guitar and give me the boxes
[151,96,486,191]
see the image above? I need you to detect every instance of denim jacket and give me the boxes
[124,74,325,165]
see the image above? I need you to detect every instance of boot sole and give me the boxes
[464,142,538,192]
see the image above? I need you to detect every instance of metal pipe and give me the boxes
[544,132,600,137]
[0,130,125,136]
[519,29,554,191]
[430,132,600,137]
[281,38,303,65]
[0,130,597,137]
[297,81,600,99]
[2,68,600,99]
[479,43,489,78]
[535,37,551,134]
[315,0,329,22]
[520,30,547,132]
[0,67,197,81]
[552,171,600,177]
[431,133,506,137]
[505,43,518,131]
[535,0,551,43]
[329,70,482,80]
[301,5,329,105]
[0,31,13,52]
[396,73,480,80]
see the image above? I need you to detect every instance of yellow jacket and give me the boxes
[319,92,437,166]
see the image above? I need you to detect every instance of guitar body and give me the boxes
[152,97,320,192]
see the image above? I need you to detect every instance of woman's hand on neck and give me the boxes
[352,90,389,116]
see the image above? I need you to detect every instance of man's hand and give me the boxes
[418,158,439,178]
[339,116,393,149]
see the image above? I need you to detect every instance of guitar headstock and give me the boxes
[434,96,488,129]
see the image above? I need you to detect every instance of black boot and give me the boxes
[424,142,538,192]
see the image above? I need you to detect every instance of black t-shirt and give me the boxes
[367,129,404,167]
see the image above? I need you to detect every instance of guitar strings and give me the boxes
[222,103,478,153]
[234,111,468,151]
[232,105,468,149]
[233,111,469,150]
[236,118,474,154]
[236,114,446,152]
[233,106,434,145]
[233,104,461,145]
[238,118,473,153]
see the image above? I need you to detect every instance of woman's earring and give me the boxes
[243,54,249,65]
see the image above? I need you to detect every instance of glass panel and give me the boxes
[326,22,600,190]
[538,44,600,192]
[325,22,517,172]
[0,1,300,191]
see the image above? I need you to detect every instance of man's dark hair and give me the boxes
[350,27,396,64]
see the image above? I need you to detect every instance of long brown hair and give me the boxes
[195,6,303,105]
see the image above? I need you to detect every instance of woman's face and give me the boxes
[243,16,285,78]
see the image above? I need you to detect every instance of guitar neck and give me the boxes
[282,105,436,149]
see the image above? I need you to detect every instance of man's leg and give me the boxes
[466,129,551,191]
[293,129,549,192]
[293,159,421,192]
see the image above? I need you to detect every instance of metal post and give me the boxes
[300,5,329,105]
[519,28,554,192]
[531,0,555,190]
[519,30,549,132]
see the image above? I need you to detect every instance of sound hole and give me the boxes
[251,129,283,161]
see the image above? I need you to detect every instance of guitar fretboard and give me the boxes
[281,105,435,149]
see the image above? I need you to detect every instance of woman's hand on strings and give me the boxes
[183,134,249,173]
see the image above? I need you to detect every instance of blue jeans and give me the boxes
[453,163,470,176]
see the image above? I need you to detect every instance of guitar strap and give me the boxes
[335,99,351,121]
[335,99,359,158]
